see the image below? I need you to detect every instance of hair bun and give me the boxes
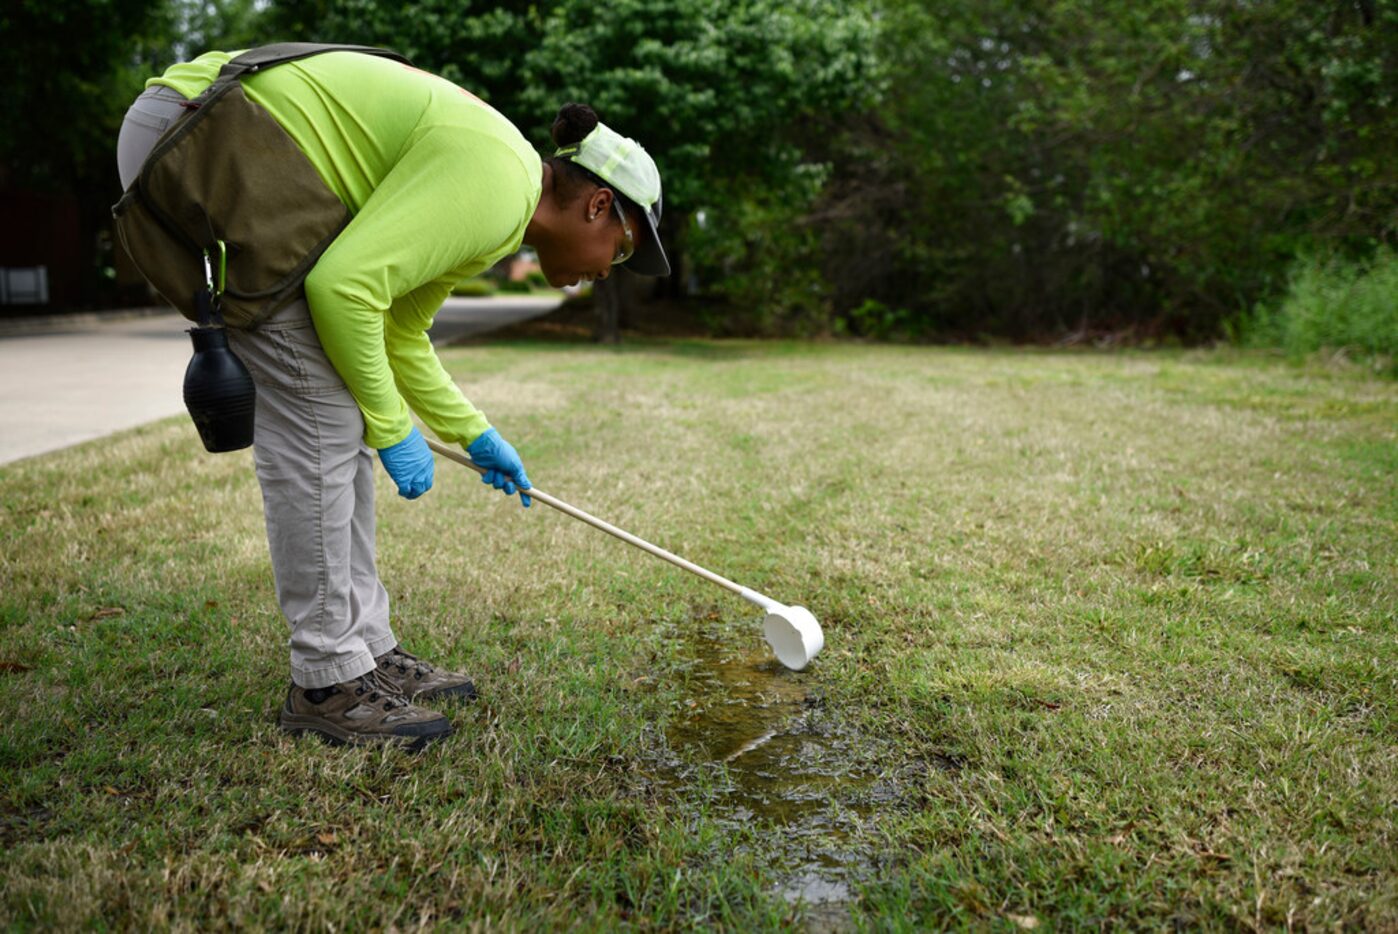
[551,103,600,147]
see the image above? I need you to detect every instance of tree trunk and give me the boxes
[595,275,622,344]
[661,210,687,299]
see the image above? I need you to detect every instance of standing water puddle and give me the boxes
[650,627,902,922]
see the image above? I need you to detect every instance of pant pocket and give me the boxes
[271,323,353,398]
[229,323,341,399]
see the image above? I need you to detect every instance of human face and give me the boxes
[536,186,636,288]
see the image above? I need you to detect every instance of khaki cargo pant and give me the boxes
[120,87,396,688]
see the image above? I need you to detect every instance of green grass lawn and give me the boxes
[2,341,1394,929]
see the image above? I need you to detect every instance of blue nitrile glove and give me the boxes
[377,426,434,500]
[467,428,532,508]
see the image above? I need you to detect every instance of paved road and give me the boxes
[0,295,560,466]
[428,295,562,345]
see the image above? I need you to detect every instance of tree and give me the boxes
[816,0,1398,341]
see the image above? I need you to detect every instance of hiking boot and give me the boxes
[278,668,451,751]
[374,644,478,702]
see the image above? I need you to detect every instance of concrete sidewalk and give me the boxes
[0,295,560,466]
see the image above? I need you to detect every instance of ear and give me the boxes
[586,187,615,221]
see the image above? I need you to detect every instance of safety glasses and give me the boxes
[611,199,635,266]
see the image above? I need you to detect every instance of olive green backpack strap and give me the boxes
[217,43,411,79]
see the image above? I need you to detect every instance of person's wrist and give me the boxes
[380,424,423,454]
[467,427,499,456]
[463,423,494,449]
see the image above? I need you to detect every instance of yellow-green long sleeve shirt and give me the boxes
[150,50,543,448]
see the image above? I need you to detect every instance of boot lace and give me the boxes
[353,667,409,710]
[383,647,434,678]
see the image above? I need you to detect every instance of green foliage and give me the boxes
[845,299,914,340]
[7,0,1393,336]
[452,277,496,297]
[1239,248,1398,375]
[812,0,1398,340]
[516,0,878,209]
[177,0,267,55]
[684,169,832,334]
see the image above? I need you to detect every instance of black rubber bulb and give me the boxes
[183,321,256,452]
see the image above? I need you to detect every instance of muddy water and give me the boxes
[657,629,888,921]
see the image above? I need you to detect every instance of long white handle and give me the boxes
[426,438,777,610]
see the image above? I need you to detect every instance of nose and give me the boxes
[596,267,611,281]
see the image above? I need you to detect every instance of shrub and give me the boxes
[1237,248,1398,375]
[844,298,915,340]
[686,170,834,336]
[452,277,495,297]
